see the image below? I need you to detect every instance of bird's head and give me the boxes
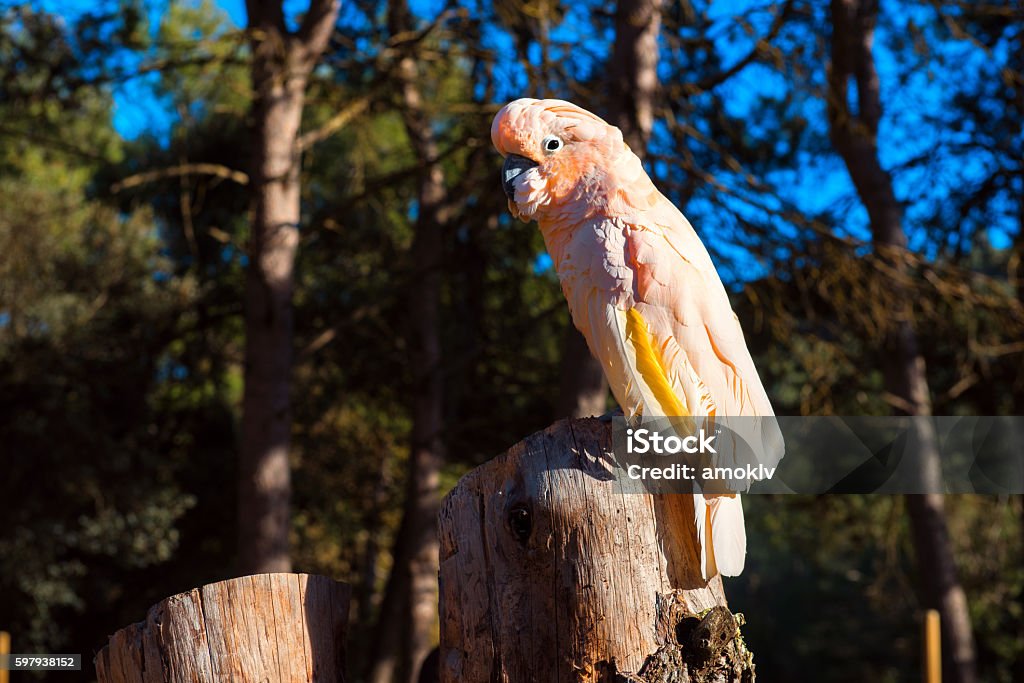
[491,98,633,223]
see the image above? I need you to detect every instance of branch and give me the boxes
[52,51,247,91]
[110,164,249,193]
[0,123,107,161]
[968,340,1024,358]
[384,8,460,51]
[297,0,340,47]
[688,0,794,93]
[129,51,247,80]
[296,0,340,60]
[297,94,372,150]
[316,134,473,214]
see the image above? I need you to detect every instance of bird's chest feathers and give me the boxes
[542,218,639,311]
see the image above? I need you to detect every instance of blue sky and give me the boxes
[29,0,244,140]
[22,0,1019,260]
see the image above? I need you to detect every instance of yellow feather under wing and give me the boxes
[573,293,688,422]
[623,307,688,418]
[573,291,655,418]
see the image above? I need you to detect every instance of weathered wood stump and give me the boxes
[95,573,350,683]
[439,418,755,682]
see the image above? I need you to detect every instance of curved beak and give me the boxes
[502,154,539,200]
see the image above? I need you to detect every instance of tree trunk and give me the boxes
[238,0,339,574]
[95,574,351,682]
[826,3,977,682]
[1013,59,1024,681]
[438,418,753,682]
[556,0,663,419]
[366,3,448,681]
[556,330,608,418]
[608,0,662,152]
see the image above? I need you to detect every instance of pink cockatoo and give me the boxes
[491,98,783,578]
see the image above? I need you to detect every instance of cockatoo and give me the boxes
[491,98,783,578]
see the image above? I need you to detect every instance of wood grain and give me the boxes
[439,418,754,682]
[95,573,350,682]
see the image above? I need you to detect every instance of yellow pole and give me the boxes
[0,630,10,683]
[924,609,941,683]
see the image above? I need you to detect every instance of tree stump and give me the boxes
[438,418,755,682]
[95,573,350,683]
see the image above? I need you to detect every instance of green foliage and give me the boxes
[0,138,203,649]
[157,0,249,119]
[735,494,1024,683]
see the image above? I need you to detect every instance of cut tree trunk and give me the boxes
[438,418,754,683]
[95,574,351,683]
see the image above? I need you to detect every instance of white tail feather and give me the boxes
[707,495,747,577]
[694,492,711,579]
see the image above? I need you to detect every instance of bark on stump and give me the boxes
[95,573,351,683]
[439,418,755,682]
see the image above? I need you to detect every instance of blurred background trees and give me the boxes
[0,1,1021,682]
[237,0,339,576]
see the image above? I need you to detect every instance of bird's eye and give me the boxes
[542,135,563,153]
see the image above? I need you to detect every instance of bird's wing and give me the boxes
[619,195,784,578]
[560,216,695,424]
[624,196,783,455]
